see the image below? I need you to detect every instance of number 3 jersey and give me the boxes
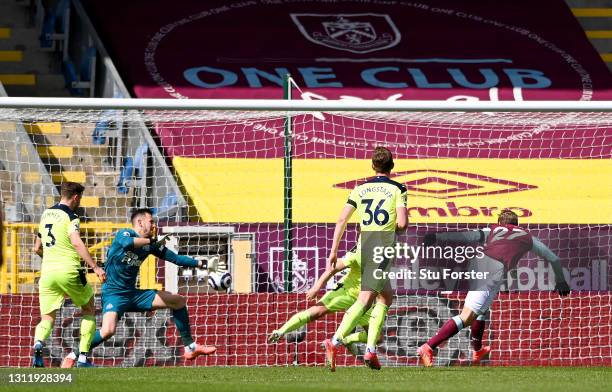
[37,204,81,272]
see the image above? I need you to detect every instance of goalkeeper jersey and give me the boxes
[103,229,198,292]
[37,204,81,272]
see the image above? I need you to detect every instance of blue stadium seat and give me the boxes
[62,60,79,93]
[55,0,70,35]
[133,144,149,178]
[92,120,109,145]
[79,46,97,82]
[117,157,134,194]
[39,9,56,48]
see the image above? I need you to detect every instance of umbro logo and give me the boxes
[333,170,537,199]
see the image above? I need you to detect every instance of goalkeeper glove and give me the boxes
[150,234,170,250]
[423,233,437,247]
[194,255,219,272]
[555,281,571,297]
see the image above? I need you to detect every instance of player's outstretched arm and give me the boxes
[306,259,348,300]
[424,230,486,246]
[328,205,355,268]
[153,246,199,268]
[531,237,570,296]
[69,231,106,282]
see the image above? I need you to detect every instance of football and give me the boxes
[207,271,232,291]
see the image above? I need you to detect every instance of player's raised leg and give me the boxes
[324,290,376,371]
[341,308,373,357]
[151,290,216,359]
[269,305,328,343]
[418,298,479,366]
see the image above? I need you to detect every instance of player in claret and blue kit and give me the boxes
[62,208,217,367]
[417,209,571,366]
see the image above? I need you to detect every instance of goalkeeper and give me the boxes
[269,245,374,357]
[62,208,217,367]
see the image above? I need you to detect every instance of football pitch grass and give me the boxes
[1,367,611,392]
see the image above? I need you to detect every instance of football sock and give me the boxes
[277,310,311,335]
[470,315,486,351]
[332,301,367,345]
[185,342,196,353]
[343,331,368,345]
[79,315,96,354]
[427,316,464,349]
[172,306,194,347]
[34,319,53,343]
[367,303,389,350]
[89,330,106,350]
[78,353,88,363]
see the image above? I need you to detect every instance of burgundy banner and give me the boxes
[84,0,612,100]
[1,293,610,367]
[154,114,612,159]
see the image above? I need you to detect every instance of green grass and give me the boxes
[0,367,611,392]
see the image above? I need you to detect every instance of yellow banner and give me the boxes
[173,158,612,224]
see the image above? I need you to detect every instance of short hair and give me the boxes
[60,182,85,199]
[130,208,154,223]
[372,146,394,173]
[498,209,519,225]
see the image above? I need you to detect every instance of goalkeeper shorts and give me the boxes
[102,289,157,318]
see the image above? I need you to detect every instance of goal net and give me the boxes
[0,101,610,367]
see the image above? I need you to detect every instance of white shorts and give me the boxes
[464,255,505,315]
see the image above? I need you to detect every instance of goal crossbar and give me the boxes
[1,97,612,112]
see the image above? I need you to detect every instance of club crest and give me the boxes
[290,13,401,53]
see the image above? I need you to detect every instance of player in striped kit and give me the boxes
[417,209,571,366]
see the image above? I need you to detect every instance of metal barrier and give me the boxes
[0,222,161,293]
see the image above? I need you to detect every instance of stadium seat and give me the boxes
[92,120,109,145]
[39,0,70,54]
[133,143,148,178]
[61,60,78,93]
[117,157,134,194]
[38,8,56,48]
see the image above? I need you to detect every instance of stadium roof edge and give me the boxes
[1,97,612,112]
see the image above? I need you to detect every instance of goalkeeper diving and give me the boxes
[268,245,374,358]
[62,208,218,367]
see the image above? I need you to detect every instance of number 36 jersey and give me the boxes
[347,175,407,233]
[482,224,533,269]
[37,204,81,272]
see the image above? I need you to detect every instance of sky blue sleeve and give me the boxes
[531,237,566,283]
